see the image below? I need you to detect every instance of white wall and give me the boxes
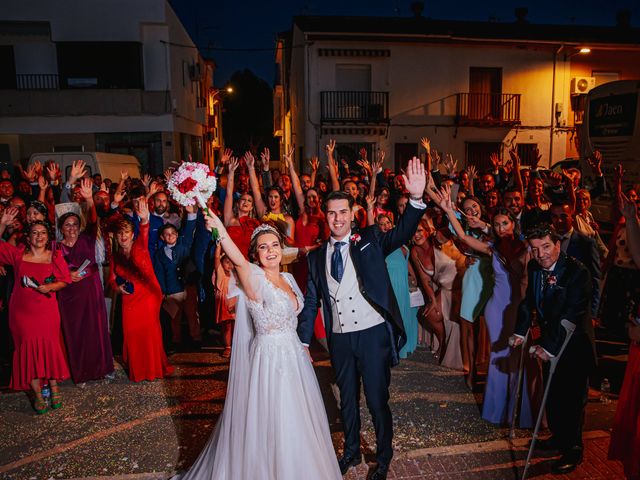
[0,1,166,42]
[13,43,57,75]
[298,37,569,167]
[142,24,171,92]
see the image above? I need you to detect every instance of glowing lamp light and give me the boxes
[579,48,591,54]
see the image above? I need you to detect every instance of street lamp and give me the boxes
[579,47,591,54]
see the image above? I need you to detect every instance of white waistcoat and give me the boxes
[326,250,385,334]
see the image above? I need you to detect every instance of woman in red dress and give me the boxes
[0,212,70,414]
[223,156,259,260]
[109,198,173,382]
[284,152,330,345]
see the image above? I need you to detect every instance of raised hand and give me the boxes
[438,183,455,212]
[325,139,336,158]
[228,156,239,174]
[372,155,384,175]
[244,152,255,170]
[402,157,426,199]
[134,197,149,223]
[309,156,319,173]
[618,191,637,221]
[24,163,38,182]
[120,169,129,182]
[46,162,60,181]
[221,147,233,165]
[588,150,603,175]
[163,168,172,183]
[465,213,486,230]
[357,159,372,177]
[148,181,161,197]
[142,174,152,188]
[282,147,294,170]
[365,192,376,211]
[508,147,521,168]
[0,207,19,226]
[503,159,514,175]
[466,164,478,181]
[113,187,126,204]
[420,137,431,156]
[79,177,93,201]
[260,147,271,171]
[358,147,368,161]
[490,152,502,171]
[38,175,48,191]
[204,209,225,234]
[70,160,87,183]
[444,154,458,176]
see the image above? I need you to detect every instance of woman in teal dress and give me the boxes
[454,197,494,387]
[374,212,418,358]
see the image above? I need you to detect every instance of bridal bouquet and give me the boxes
[167,161,219,240]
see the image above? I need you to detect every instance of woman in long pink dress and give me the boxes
[0,212,70,414]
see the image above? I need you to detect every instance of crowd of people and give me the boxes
[0,136,638,479]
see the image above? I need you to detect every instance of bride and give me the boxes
[175,213,341,479]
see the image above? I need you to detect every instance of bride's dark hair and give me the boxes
[248,225,283,264]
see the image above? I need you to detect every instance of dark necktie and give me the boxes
[331,241,345,283]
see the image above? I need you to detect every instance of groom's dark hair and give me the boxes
[325,190,354,209]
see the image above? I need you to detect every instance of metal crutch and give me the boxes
[521,319,576,480]
[509,328,530,440]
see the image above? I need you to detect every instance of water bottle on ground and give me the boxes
[600,378,610,404]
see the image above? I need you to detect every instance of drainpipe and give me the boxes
[549,44,564,168]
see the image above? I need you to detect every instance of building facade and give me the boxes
[275,14,640,173]
[0,0,223,174]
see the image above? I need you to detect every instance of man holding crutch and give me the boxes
[510,224,596,475]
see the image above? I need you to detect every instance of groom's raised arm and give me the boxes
[379,200,425,256]
[297,255,321,345]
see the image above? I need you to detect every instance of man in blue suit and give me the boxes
[298,158,426,480]
[550,203,601,316]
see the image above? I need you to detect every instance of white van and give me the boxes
[28,152,141,183]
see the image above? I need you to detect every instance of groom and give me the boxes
[298,158,426,479]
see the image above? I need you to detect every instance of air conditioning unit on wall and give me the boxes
[570,77,596,95]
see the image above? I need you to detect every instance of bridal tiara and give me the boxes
[250,223,281,241]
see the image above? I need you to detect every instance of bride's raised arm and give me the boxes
[204,210,259,301]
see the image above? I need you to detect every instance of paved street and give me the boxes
[0,338,629,480]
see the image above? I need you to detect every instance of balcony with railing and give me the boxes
[455,93,521,126]
[320,91,389,124]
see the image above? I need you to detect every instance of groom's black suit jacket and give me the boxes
[297,202,424,366]
[515,252,596,364]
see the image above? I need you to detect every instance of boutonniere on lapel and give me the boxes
[350,233,362,245]
[546,274,558,287]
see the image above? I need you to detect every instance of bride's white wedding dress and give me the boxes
[176,264,341,480]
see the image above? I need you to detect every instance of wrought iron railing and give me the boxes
[321,91,389,123]
[455,93,521,124]
[16,74,60,90]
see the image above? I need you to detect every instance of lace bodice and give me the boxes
[245,264,304,336]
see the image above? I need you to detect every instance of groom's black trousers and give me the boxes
[329,322,393,466]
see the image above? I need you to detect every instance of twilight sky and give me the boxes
[169,0,639,85]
